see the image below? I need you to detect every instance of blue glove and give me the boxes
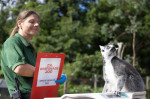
[55,74,66,84]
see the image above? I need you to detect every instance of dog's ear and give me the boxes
[99,45,104,52]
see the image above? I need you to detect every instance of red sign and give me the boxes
[30,53,65,99]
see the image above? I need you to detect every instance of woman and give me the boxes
[1,10,66,99]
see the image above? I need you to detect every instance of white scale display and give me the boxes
[37,58,61,87]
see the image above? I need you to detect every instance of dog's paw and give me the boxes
[114,91,121,97]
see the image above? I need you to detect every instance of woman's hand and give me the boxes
[55,74,66,84]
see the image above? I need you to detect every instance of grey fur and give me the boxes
[100,45,145,93]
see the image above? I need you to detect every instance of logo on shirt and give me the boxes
[40,64,58,73]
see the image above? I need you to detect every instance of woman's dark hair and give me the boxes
[10,10,40,37]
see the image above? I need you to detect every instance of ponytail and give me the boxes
[10,26,19,37]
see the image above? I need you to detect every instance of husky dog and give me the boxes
[99,45,144,95]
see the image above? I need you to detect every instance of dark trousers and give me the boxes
[12,93,31,99]
[21,93,31,99]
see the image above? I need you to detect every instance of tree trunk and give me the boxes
[132,24,136,67]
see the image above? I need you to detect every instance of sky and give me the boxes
[0,0,45,11]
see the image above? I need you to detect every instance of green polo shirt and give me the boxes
[1,33,37,97]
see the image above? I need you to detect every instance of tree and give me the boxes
[0,0,10,77]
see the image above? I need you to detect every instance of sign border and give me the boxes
[30,53,65,99]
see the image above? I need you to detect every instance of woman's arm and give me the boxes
[14,64,35,77]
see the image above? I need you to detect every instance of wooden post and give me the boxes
[94,74,97,89]
[64,75,67,94]
[117,42,126,59]
[146,76,150,90]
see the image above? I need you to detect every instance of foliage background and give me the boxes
[0,0,150,97]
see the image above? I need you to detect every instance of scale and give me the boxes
[44,91,146,99]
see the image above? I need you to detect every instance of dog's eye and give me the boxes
[102,50,104,52]
[107,46,110,49]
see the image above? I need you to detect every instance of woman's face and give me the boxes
[19,14,40,37]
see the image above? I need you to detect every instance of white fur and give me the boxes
[104,60,117,92]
